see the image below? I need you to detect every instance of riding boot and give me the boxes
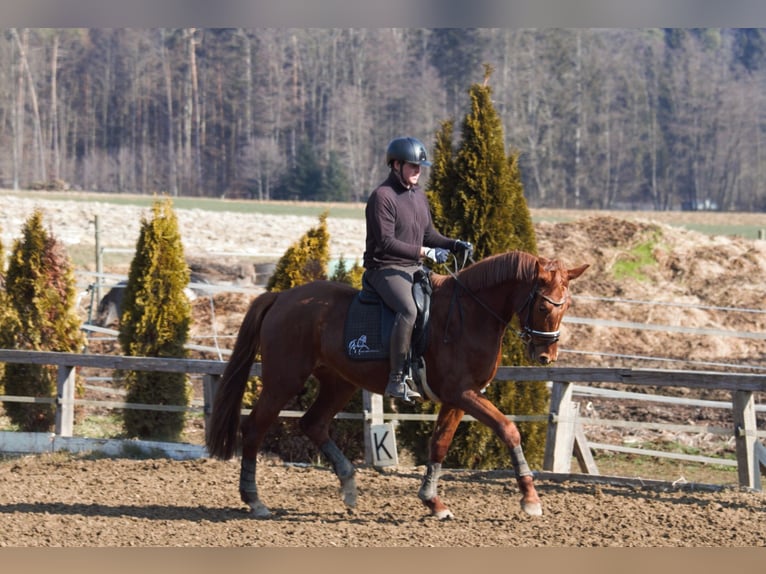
[384,314,422,403]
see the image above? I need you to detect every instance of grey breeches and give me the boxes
[363,265,418,324]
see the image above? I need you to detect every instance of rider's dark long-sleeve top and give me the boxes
[363,172,455,270]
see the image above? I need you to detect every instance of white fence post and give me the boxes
[362,390,383,465]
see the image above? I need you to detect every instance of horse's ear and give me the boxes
[567,264,590,281]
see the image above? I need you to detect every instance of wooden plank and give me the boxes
[563,315,766,341]
[756,441,766,473]
[54,365,76,437]
[0,348,259,376]
[573,421,599,475]
[534,471,730,492]
[587,442,738,467]
[494,365,766,392]
[202,374,220,446]
[732,390,760,490]
[543,381,577,473]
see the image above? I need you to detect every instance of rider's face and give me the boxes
[399,161,422,187]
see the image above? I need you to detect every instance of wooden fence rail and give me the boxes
[1,349,765,490]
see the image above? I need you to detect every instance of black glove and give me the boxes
[453,240,473,257]
[424,247,450,264]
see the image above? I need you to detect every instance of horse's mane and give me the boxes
[445,251,540,291]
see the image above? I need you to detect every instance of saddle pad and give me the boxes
[343,294,393,361]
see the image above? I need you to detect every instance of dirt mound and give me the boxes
[535,215,766,372]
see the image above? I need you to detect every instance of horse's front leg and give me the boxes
[418,406,464,520]
[456,389,543,517]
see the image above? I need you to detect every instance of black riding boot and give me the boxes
[384,314,422,403]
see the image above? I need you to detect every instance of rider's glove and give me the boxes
[424,247,450,264]
[452,240,473,257]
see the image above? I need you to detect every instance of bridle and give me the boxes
[518,283,569,345]
[442,258,568,346]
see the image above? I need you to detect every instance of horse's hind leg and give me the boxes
[300,370,359,510]
[239,370,309,518]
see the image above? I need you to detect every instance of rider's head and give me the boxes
[385,137,431,189]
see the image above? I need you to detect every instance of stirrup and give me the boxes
[385,376,422,404]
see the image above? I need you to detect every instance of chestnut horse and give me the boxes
[206,251,588,519]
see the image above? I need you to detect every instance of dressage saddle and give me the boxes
[343,268,433,390]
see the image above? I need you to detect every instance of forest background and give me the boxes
[2,28,766,212]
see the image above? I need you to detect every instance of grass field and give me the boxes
[4,189,765,238]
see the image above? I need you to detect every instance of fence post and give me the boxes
[362,390,383,465]
[732,390,761,490]
[202,374,221,448]
[55,366,76,437]
[543,380,578,473]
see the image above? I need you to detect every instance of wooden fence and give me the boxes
[1,349,765,490]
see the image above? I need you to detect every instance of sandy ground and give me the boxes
[0,453,764,547]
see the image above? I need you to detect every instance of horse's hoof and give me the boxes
[434,508,455,520]
[340,477,357,508]
[521,500,543,516]
[248,501,272,519]
[422,497,454,520]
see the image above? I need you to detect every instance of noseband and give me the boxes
[518,284,568,345]
[442,267,568,346]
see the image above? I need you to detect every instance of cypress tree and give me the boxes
[118,199,191,441]
[258,213,365,461]
[0,210,85,431]
[266,211,330,291]
[405,66,548,469]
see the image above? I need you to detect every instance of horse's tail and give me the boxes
[205,290,278,460]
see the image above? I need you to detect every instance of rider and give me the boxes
[363,136,472,403]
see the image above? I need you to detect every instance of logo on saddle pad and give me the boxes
[347,334,373,357]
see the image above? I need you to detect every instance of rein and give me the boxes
[441,257,567,345]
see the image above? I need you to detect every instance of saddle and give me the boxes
[343,268,433,389]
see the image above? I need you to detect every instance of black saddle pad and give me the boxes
[344,291,395,361]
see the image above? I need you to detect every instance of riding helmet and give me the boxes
[385,137,432,167]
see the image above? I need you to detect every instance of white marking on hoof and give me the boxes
[435,508,455,520]
[248,501,272,518]
[341,476,357,508]
[521,501,543,516]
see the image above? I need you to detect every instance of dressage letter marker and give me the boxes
[370,423,398,467]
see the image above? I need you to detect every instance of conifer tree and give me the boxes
[0,211,85,431]
[330,255,364,288]
[266,211,330,291]
[258,213,364,461]
[118,199,191,441]
[403,66,548,469]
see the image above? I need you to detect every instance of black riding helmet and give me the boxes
[385,137,432,168]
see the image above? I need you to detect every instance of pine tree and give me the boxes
[0,210,85,431]
[118,199,191,441]
[403,66,548,469]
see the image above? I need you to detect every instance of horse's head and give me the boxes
[520,258,589,365]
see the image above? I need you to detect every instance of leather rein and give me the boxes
[442,257,568,345]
